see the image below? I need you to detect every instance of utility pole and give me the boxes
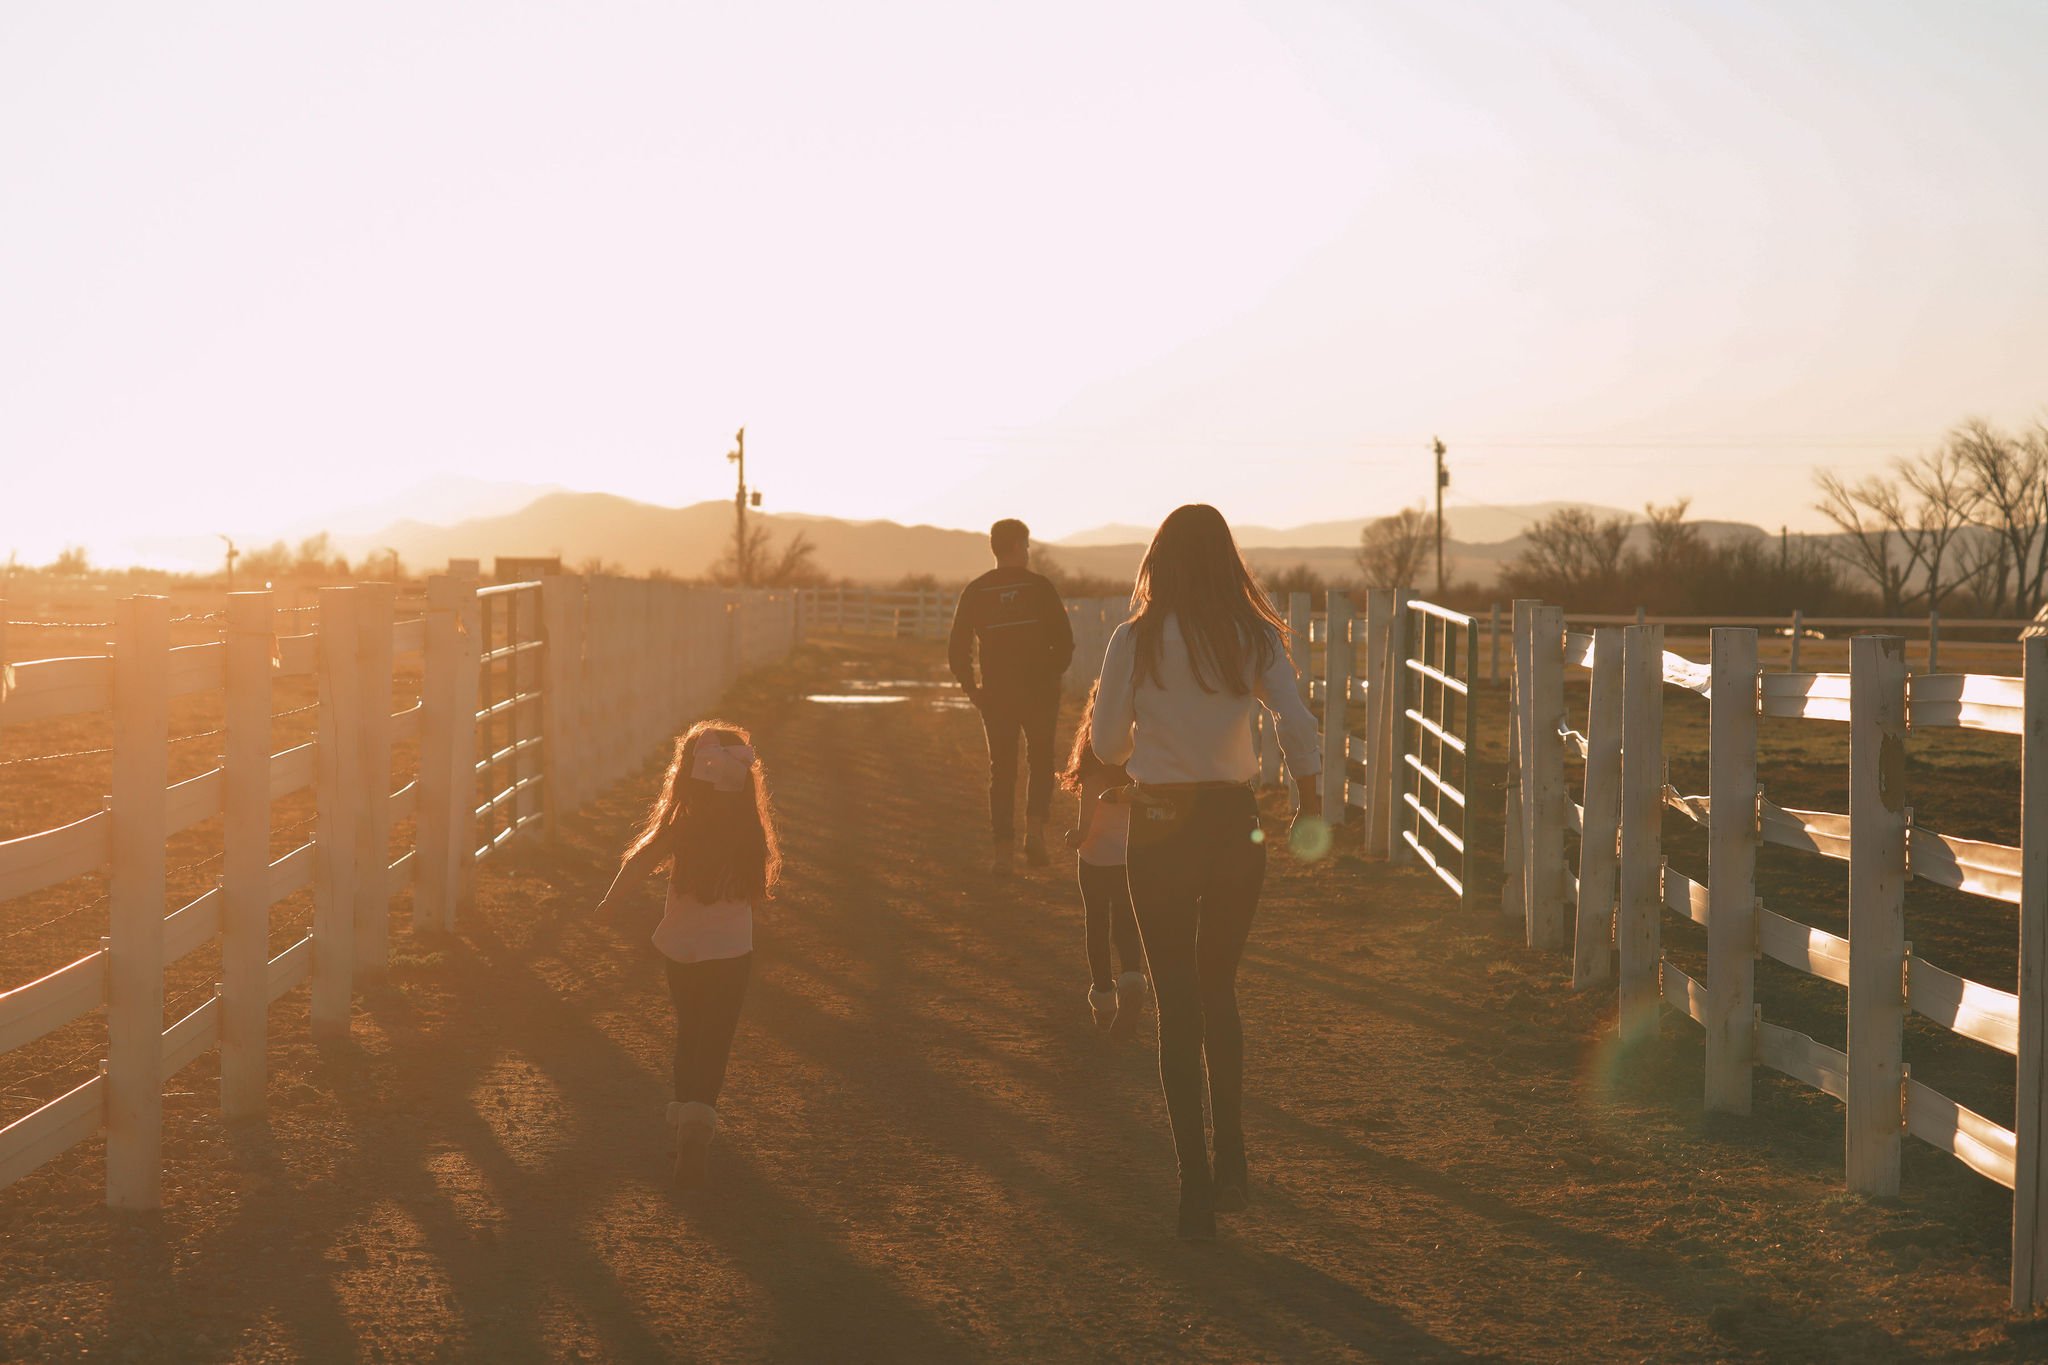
[726,426,756,586]
[220,534,238,592]
[1432,436,1448,597]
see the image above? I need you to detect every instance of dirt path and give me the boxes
[4,637,2046,1362]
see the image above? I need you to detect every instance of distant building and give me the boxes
[493,556,563,583]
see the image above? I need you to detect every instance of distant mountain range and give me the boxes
[337,489,1777,589]
[1057,502,1635,549]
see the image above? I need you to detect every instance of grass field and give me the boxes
[3,633,2046,1360]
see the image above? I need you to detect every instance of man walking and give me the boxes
[948,519,1075,874]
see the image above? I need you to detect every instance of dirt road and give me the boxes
[3,638,2042,1362]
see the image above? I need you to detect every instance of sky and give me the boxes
[3,0,2046,567]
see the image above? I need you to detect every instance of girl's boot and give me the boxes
[1110,970,1150,1038]
[1088,984,1118,1032]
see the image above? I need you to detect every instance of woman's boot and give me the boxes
[1177,1176,1216,1242]
[670,1101,718,1189]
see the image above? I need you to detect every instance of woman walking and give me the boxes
[1090,504,1324,1240]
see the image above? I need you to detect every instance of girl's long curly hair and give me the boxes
[1057,680,1127,794]
[1128,503,1290,695]
[622,720,781,903]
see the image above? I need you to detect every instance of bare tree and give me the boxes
[1814,471,1912,614]
[1897,443,1979,611]
[1952,418,2048,614]
[1501,507,1632,604]
[1641,498,1701,568]
[1356,505,1431,589]
[712,523,825,588]
[1813,448,1977,615]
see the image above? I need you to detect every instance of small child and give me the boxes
[1059,682,1149,1034]
[598,721,780,1188]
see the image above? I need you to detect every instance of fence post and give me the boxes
[1502,600,1532,917]
[1789,609,1804,671]
[1321,591,1354,819]
[1287,592,1312,803]
[1618,623,1665,1040]
[1928,607,1941,673]
[1463,614,1480,913]
[2014,634,2048,1310]
[540,576,575,838]
[415,577,459,931]
[453,581,482,922]
[1489,602,1500,684]
[1573,627,1624,989]
[220,591,273,1119]
[1847,634,1906,1196]
[106,594,171,1208]
[1705,628,1759,1114]
[312,587,361,1040]
[1525,604,1567,950]
[353,582,394,983]
[1385,591,1415,863]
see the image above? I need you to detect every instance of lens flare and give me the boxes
[1289,815,1333,862]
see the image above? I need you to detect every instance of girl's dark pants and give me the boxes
[1124,787,1265,1190]
[666,952,752,1105]
[1077,858,1146,991]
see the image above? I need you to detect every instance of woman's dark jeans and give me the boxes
[666,952,752,1105]
[1125,787,1265,1189]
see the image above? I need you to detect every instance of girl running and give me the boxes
[1058,681,1149,1035]
[1091,504,1324,1241]
[597,721,781,1188]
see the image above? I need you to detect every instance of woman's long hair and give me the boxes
[622,720,781,902]
[1057,680,1127,793]
[1128,504,1289,695]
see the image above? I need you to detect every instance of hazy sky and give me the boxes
[5,0,2046,565]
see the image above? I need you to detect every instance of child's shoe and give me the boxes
[1110,970,1150,1037]
[1088,984,1118,1032]
[669,1101,717,1189]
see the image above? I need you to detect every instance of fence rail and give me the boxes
[0,577,799,1207]
[1506,598,2048,1311]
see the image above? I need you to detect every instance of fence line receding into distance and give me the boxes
[0,577,799,1206]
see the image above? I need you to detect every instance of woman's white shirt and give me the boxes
[1090,617,1321,785]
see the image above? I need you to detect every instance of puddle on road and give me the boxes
[806,678,978,711]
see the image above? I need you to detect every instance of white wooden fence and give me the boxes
[799,587,952,641]
[0,577,798,1207]
[1507,601,2048,1310]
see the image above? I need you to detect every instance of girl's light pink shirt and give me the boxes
[1078,776,1131,866]
[651,887,753,963]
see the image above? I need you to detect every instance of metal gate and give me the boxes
[1390,599,1479,909]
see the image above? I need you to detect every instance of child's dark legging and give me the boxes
[1125,788,1265,1190]
[1077,858,1145,990]
[666,952,752,1105]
